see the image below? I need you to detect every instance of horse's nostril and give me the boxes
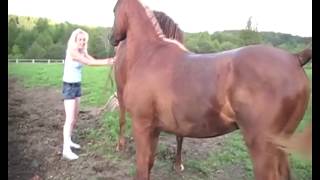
[109,38,119,47]
[109,35,116,46]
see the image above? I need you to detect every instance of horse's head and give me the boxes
[109,0,128,46]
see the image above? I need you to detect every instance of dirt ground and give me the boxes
[8,77,246,180]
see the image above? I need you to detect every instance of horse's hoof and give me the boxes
[116,144,124,151]
[174,163,184,173]
[116,142,125,152]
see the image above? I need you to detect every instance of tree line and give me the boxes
[8,15,311,59]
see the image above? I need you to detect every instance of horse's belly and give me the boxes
[158,106,237,138]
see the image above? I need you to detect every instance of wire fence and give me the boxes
[8,59,64,64]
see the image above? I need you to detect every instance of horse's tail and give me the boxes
[269,123,312,160]
[294,46,312,67]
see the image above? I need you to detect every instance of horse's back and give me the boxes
[231,44,309,95]
[233,44,299,65]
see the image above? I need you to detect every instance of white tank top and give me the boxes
[62,51,83,83]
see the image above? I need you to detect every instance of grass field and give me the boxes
[8,63,116,107]
[8,63,312,179]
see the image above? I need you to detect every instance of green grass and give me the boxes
[8,63,115,107]
[8,63,312,179]
[304,67,312,80]
[8,63,64,88]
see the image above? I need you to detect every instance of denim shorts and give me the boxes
[62,82,82,100]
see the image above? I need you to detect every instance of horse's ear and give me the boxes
[114,0,123,13]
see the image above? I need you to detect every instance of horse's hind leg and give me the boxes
[116,93,127,151]
[242,130,291,180]
[132,117,160,180]
[238,98,307,180]
[174,136,184,173]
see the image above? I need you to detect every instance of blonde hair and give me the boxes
[66,28,89,54]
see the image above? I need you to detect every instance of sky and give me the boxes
[8,0,312,37]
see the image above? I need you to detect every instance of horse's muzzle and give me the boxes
[109,35,119,47]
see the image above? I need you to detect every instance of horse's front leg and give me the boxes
[174,136,184,173]
[132,117,160,180]
[116,93,126,151]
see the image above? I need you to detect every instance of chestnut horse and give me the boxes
[113,10,185,171]
[109,0,312,179]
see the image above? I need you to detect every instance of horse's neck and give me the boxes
[127,4,164,49]
[124,1,165,68]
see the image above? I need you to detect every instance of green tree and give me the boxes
[35,18,49,33]
[10,45,23,58]
[246,16,252,30]
[184,33,200,52]
[8,18,20,52]
[211,31,242,47]
[88,28,109,58]
[239,17,262,46]
[220,41,238,51]
[9,14,310,60]
[197,32,215,52]
[25,42,46,58]
[34,32,54,52]
[14,30,37,55]
[47,43,66,59]
[210,39,221,52]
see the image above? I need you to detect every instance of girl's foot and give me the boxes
[62,149,79,160]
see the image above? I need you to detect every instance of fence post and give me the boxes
[48,59,51,64]
[62,60,64,64]
[16,59,18,63]
[32,59,35,64]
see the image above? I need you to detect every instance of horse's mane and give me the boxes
[153,10,184,43]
